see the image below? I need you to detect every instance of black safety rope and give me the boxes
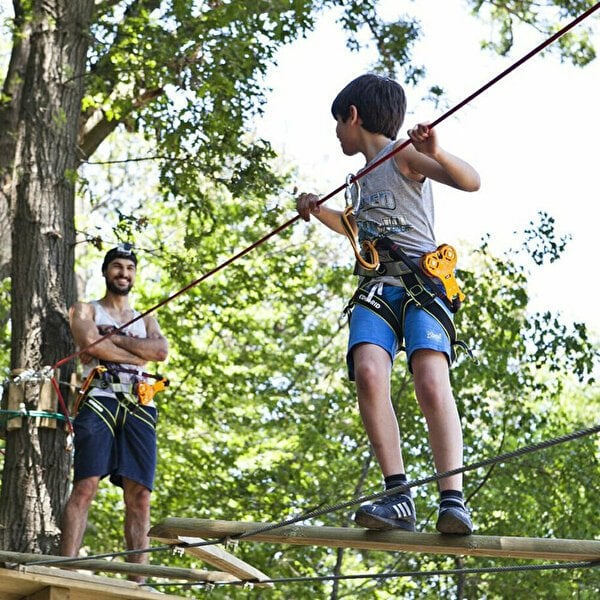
[150,560,600,589]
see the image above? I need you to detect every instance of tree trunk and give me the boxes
[0,2,32,280]
[0,0,94,554]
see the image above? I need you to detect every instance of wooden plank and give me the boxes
[23,563,238,586]
[149,518,600,562]
[37,376,57,429]
[0,566,178,600]
[5,373,24,431]
[0,550,238,584]
[149,534,272,586]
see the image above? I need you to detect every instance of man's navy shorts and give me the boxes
[347,282,453,380]
[73,394,157,491]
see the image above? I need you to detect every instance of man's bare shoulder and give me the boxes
[69,300,96,321]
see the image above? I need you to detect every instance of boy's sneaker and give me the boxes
[354,491,416,531]
[436,501,473,535]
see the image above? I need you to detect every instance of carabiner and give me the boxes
[344,173,361,212]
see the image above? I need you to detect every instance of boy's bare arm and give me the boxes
[401,123,481,192]
[69,302,147,366]
[296,193,347,235]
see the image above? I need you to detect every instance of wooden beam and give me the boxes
[149,518,600,562]
[22,584,69,600]
[0,565,178,600]
[148,534,272,586]
[0,550,237,584]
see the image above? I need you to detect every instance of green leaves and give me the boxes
[2,0,598,595]
[469,0,598,65]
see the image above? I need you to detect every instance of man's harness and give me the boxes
[74,363,169,415]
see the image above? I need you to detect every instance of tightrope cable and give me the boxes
[152,560,600,589]
[187,422,600,545]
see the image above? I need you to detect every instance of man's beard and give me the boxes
[106,279,133,296]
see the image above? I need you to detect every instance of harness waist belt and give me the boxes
[354,260,412,278]
[90,378,136,395]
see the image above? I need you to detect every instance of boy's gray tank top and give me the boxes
[355,140,438,262]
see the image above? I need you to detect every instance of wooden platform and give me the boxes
[0,564,181,600]
[0,546,269,598]
[149,518,600,562]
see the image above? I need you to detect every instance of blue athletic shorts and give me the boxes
[347,283,453,380]
[73,394,157,491]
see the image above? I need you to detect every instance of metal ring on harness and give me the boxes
[408,283,425,298]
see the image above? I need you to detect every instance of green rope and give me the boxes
[0,409,67,422]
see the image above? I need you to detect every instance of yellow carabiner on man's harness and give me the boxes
[421,244,466,306]
[341,174,380,270]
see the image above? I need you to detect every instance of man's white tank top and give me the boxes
[82,301,148,398]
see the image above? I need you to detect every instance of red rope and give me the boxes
[344,1,600,187]
[53,1,600,373]
[50,375,74,434]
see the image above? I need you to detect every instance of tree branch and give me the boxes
[77,87,163,161]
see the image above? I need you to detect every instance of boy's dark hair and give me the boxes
[331,74,406,140]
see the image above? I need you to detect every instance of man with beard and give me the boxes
[60,244,168,583]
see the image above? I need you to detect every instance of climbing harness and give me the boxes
[74,363,169,414]
[339,172,472,359]
[344,236,473,362]
[345,278,470,364]
[339,176,465,310]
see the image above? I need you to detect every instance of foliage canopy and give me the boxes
[0,1,598,598]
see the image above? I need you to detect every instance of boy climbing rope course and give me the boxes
[296,74,480,534]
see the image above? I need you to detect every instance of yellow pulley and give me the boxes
[421,244,466,305]
[136,377,169,406]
